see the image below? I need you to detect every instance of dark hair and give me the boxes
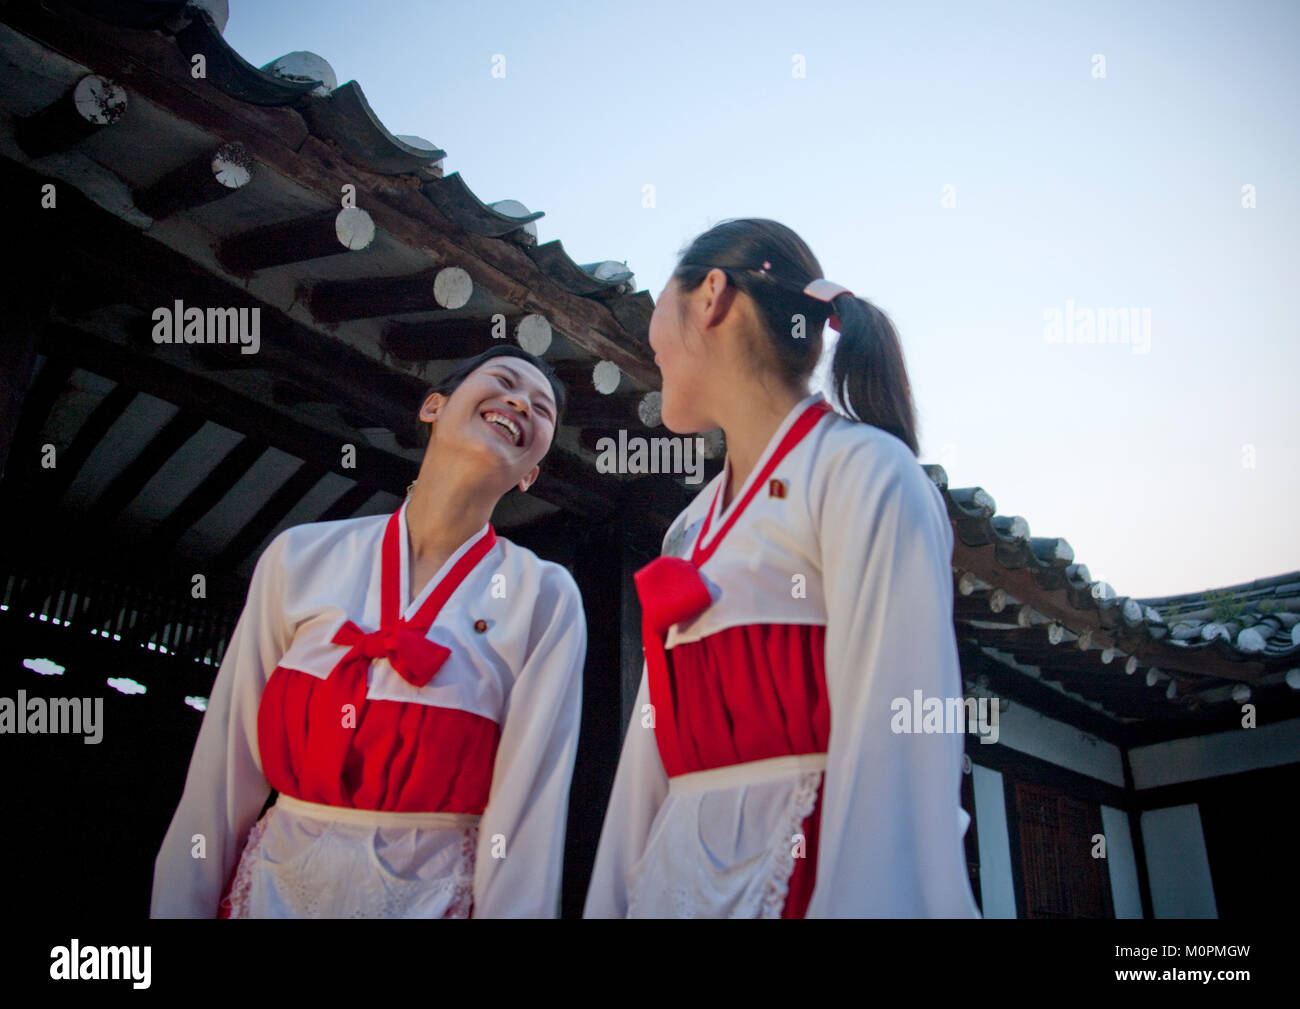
[671,218,918,456]
[417,345,567,446]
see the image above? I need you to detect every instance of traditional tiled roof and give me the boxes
[1136,573,1300,658]
[74,0,648,301]
[926,462,1299,727]
[0,0,693,599]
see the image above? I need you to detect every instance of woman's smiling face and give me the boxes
[420,356,557,491]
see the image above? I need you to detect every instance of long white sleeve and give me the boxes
[805,435,981,918]
[582,666,668,918]
[150,531,292,918]
[472,565,586,918]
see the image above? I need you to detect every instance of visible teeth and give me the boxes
[483,411,521,445]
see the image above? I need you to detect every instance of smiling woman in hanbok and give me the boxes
[584,219,981,918]
[151,346,586,919]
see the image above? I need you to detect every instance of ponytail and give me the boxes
[672,217,921,456]
[827,293,919,456]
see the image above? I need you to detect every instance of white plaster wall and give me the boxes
[1128,717,1300,790]
[972,764,1017,918]
[982,700,1125,786]
[1141,804,1218,918]
[1100,804,1143,918]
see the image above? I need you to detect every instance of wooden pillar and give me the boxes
[559,519,663,917]
[561,519,623,917]
[620,528,656,730]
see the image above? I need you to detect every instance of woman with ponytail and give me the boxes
[585,219,979,918]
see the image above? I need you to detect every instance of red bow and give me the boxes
[635,556,713,634]
[331,617,452,689]
[634,556,714,776]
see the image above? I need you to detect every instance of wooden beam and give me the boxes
[132,142,253,219]
[307,269,472,323]
[40,322,411,494]
[553,360,607,397]
[382,317,503,361]
[209,460,330,573]
[45,319,617,532]
[956,641,1136,743]
[85,410,207,525]
[43,383,138,505]
[379,183,660,383]
[218,208,375,274]
[270,378,327,407]
[13,74,127,157]
[143,437,265,559]
[32,192,429,447]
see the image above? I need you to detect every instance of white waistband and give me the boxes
[667,753,828,795]
[273,792,482,829]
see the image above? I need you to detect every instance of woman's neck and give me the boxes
[715,382,808,510]
[404,457,498,572]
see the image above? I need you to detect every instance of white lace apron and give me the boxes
[626,753,826,919]
[223,794,480,919]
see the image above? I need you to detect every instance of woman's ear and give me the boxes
[418,392,445,424]
[700,267,737,331]
[518,464,540,494]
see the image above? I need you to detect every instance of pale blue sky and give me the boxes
[225,0,1298,597]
